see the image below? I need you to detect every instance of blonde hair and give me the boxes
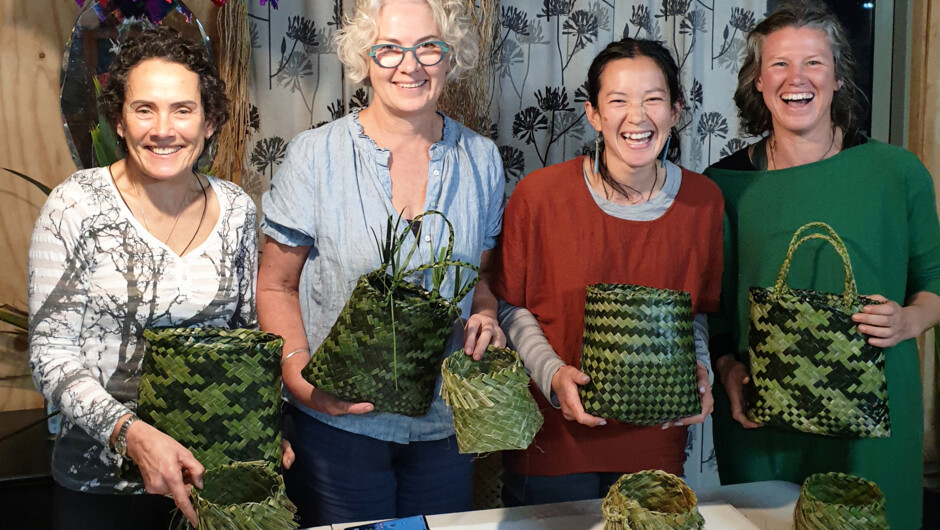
[335,0,478,86]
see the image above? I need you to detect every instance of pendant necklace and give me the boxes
[769,127,837,170]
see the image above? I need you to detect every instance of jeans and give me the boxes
[501,469,624,507]
[283,404,473,526]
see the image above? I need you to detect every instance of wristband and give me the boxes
[280,348,311,366]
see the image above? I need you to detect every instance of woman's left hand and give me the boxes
[664,361,713,428]
[280,439,295,470]
[463,313,506,360]
[852,294,917,348]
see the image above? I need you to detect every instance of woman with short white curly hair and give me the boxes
[335,0,478,84]
[258,0,506,525]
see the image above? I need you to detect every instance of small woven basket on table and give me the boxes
[747,222,890,438]
[304,211,478,417]
[580,284,699,425]
[794,472,887,529]
[174,461,297,530]
[602,470,704,530]
[135,327,284,471]
[440,346,543,454]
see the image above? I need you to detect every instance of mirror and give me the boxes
[60,0,211,169]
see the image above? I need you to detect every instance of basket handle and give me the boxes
[773,222,858,308]
[396,210,479,302]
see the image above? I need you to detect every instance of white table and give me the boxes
[327,480,801,530]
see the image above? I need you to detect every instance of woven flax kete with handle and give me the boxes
[135,327,285,473]
[747,221,890,437]
[580,284,700,425]
[304,211,478,417]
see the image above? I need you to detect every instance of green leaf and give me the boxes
[0,305,28,331]
[91,120,125,167]
[91,75,125,166]
[2,167,52,196]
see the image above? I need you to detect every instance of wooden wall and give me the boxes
[911,0,940,468]
[0,0,218,412]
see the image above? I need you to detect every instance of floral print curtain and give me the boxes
[244,0,766,489]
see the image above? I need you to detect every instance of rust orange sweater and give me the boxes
[494,157,724,476]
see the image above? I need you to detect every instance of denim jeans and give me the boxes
[283,404,473,526]
[501,469,624,507]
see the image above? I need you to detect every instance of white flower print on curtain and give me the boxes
[493,0,764,197]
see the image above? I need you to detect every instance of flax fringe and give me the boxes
[438,0,498,137]
[210,0,251,184]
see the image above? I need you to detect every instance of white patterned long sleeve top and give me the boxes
[28,167,257,493]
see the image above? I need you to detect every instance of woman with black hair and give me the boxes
[493,37,723,506]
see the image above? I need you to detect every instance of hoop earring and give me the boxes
[661,132,672,168]
[594,132,602,174]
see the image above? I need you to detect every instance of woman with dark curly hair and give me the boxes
[705,2,940,527]
[29,26,258,528]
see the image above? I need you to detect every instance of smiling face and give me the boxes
[367,0,449,118]
[756,25,843,138]
[585,56,680,176]
[116,59,214,182]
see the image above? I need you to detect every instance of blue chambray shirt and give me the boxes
[261,110,505,443]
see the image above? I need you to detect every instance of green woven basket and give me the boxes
[440,346,543,454]
[794,472,887,529]
[174,461,297,530]
[304,211,478,417]
[602,470,704,530]
[580,284,699,425]
[747,222,890,438]
[136,327,284,471]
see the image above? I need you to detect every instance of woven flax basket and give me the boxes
[580,284,699,425]
[747,222,890,437]
[794,472,887,529]
[440,346,543,453]
[137,327,284,470]
[175,461,297,530]
[304,211,477,417]
[602,470,704,530]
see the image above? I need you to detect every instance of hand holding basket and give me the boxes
[747,222,890,437]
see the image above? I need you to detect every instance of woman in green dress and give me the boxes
[705,2,940,528]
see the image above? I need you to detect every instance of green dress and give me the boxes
[705,139,940,530]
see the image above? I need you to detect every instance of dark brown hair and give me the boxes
[99,25,229,133]
[734,0,865,137]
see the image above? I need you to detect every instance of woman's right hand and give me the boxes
[282,361,374,416]
[123,420,204,527]
[550,365,606,427]
[715,355,760,428]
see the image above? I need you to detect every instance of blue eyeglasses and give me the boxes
[369,41,451,68]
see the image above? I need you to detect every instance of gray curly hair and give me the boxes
[334,0,478,86]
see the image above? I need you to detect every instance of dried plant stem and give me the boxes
[210,0,251,184]
[438,0,498,136]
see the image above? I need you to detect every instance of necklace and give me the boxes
[130,173,193,245]
[591,158,660,204]
[768,127,837,170]
[179,175,208,256]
